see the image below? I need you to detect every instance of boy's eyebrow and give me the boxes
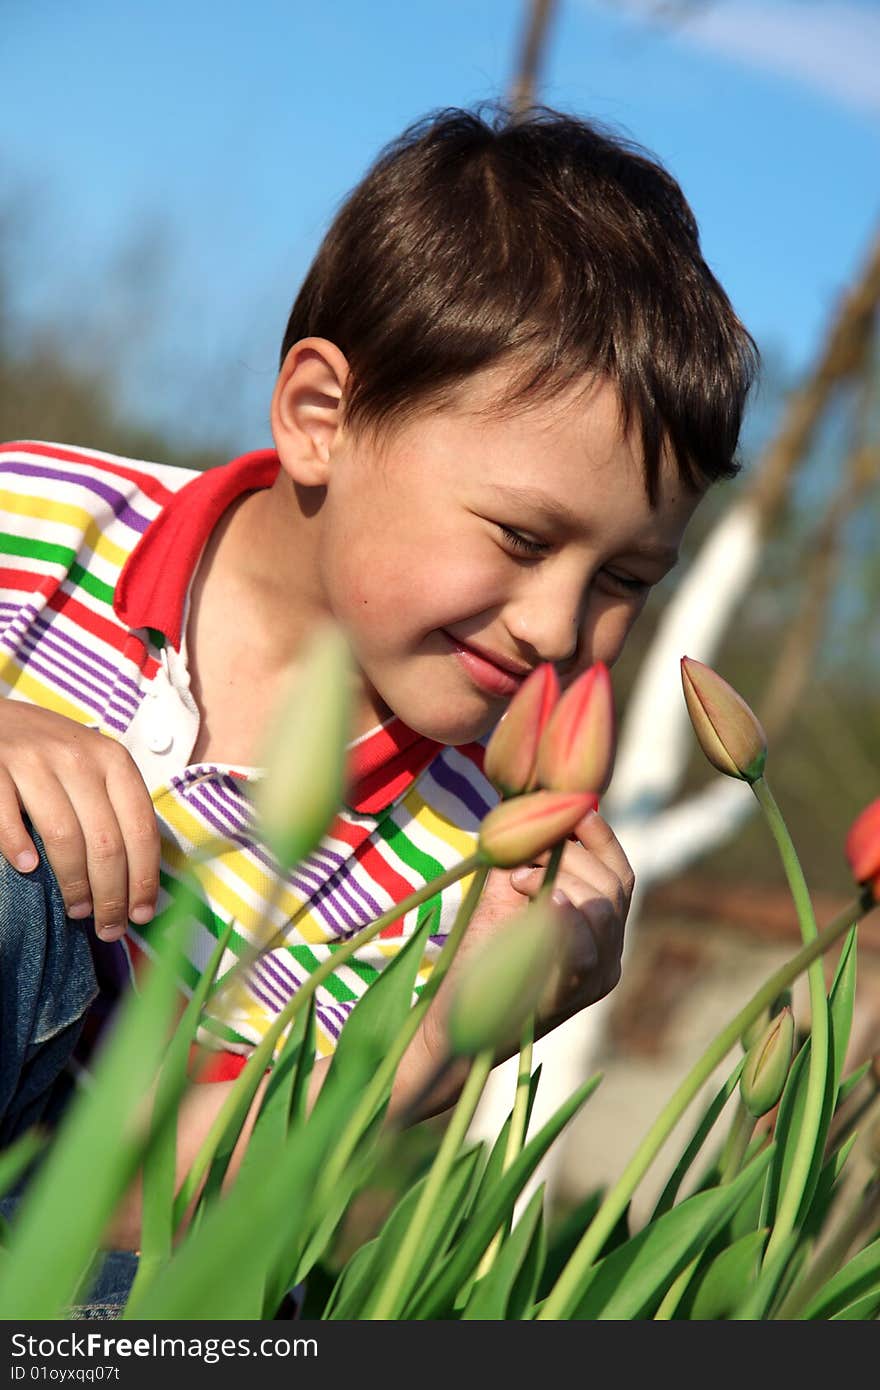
[483,483,681,567]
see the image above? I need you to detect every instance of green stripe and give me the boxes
[377,814,446,941]
[287,943,357,1003]
[68,561,115,606]
[344,956,380,988]
[0,532,74,568]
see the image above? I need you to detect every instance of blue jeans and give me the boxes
[0,825,139,1316]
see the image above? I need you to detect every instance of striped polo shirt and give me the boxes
[0,440,498,1069]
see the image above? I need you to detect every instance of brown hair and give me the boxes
[280,104,758,505]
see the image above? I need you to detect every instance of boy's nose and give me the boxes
[504,597,583,670]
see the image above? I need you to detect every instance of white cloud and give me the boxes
[602,1,880,117]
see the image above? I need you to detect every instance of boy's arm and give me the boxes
[104,1011,469,1252]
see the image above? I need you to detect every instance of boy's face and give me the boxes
[312,368,703,745]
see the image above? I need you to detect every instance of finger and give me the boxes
[571,811,635,899]
[0,768,42,873]
[66,783,130,941]
[510,858,625,918]
[105,753,161,925]
[16,773,93,917]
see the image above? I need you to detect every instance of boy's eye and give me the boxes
[497,524,549,557]
[601,570,651,597]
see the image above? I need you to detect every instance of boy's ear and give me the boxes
[271,338,350,486]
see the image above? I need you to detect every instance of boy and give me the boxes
[0,106,756,1252]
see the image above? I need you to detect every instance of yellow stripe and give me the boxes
[0,663,94,723]
[399,784,479,860]
[0,490,129,570]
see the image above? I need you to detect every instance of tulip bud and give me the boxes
[484,664,559,798]
[478,790,597,869]
[536,662,616,795]
[680,657,767,784]
[740,1007,794,1118]
[447,900,563,1056]
[740,989,792,1053]
[253,623,353,871]
[845,798,880,903]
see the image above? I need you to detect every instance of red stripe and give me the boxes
[0,442,173,506]
[47,587,150,669]
[351,838,420,939]
[0,566,53,595]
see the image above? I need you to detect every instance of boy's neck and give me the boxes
[183,474,388,763]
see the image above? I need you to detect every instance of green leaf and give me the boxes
[461,1186,545,1319]
[688,1229,768,1320]
[408,1073,602,1320]
[0,891,198,1320]
[764,934,855,1234]
[651,1058,746,1219]
[569,1147,773,1319]
[129,1050,374,1320]
[126,918,237,1314]
[293,909,439,1284]
[829,1289,880,1319]
[507,1200,547,1320]
[837,1059,871,1106]
[729,1231,799,1319]
[328,1146,483,1319]
[800,1131,859,1242]
[311,904,438,1120]
[0,1129,44,1202]
[799,1233,880,1319]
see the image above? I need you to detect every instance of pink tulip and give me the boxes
[484,664,559,798]
[535,662,615,795]
[478,789,596,868]
[680,656,767,784]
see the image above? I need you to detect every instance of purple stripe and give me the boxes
[184,784,355,940]
[309,847,385,922]
[315,1007,342,1041]
[0,460,153,534]
[8,601,146,700]
[192,779,375,938]
[2,638,106,717]
[427,751,495,823]
[15,624,116,704]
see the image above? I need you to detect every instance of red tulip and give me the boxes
[478,790,596,868]
[680,656,767,784]
[845,797,880,901]
[535,662,616,795]
[483,664,559,798]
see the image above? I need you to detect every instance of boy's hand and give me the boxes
[422,810,631,1066]
[0,701,160,939]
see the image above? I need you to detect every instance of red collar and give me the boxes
[114,449,442,814]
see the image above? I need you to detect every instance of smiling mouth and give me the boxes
[443,633,526,698]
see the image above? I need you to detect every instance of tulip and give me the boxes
[845,797,880,902]
[447,899,563,1056]
[680,657,767,783]
[484,663,559,798]
[252,622,353,871]
[478,790,597,868]
[740,989,792,1053]
[740,1006,794,1118]
[536,662,616,795]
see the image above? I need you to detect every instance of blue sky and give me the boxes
[5,0,879,453]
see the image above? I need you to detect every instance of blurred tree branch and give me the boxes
[509,0,559,114]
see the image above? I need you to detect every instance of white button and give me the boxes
[146,685,160,701]
[147,729,174,755]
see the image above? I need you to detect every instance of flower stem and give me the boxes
[751,776,830,1265]
[476,837,567,1280]
[366,1048,495,1319]
[537,895,866,1320]
[719,1101,757,1185]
